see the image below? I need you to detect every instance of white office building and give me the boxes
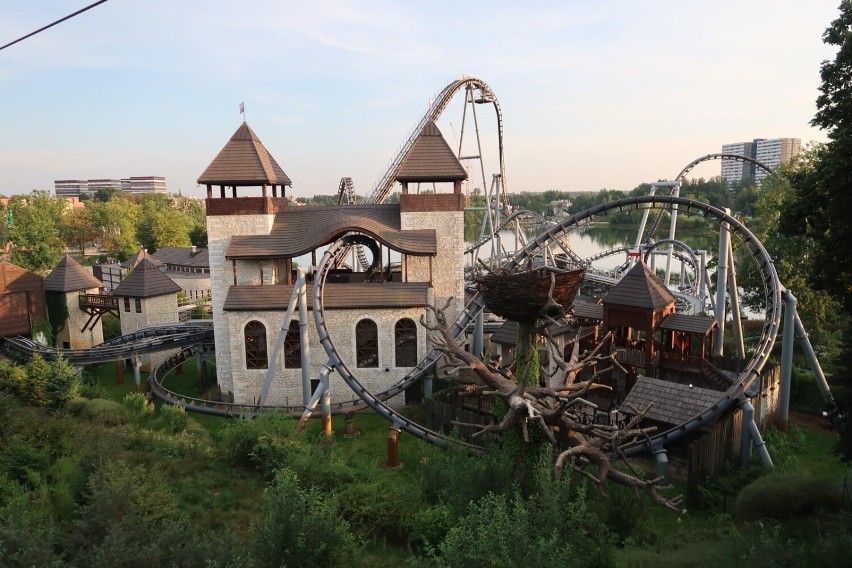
[720,138,800,187]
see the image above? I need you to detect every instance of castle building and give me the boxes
[112,257,182,371]
[43,255,104,349]
[200,121,466,406]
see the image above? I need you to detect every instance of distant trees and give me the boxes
[5,191,65,273]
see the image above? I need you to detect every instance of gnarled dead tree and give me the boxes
[422,298,683,512]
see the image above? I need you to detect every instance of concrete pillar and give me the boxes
[344,412,358,437]
[778,289,797,432]
[133,355,142,392]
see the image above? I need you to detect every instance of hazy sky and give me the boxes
[0,1,841,199]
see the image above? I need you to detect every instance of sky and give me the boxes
[0,0,842,199]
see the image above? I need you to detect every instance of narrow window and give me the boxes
[394,318,417,367]
[135,298,142,313]
[123,297,130,312]
[355,319,378,368]
[244,320,268,369]
[284,320,301,368]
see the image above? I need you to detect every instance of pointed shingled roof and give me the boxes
[112,258,182,298]
[44,255,102,292]
[197,122,292,186]
[395,120,468,183]
[121,248,164,269]
[603,261,676,310]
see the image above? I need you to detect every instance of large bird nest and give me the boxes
[474,265,586,323]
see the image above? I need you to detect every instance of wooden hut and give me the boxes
[0,261,46,338]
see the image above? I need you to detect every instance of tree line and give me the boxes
[0,190,207,274]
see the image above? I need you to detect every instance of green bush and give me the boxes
[337,477,420,545]
[159,402,189,433]
[23,354,50,406]
[251,468,355,568]
[45,354,80,409]
[409,504,452,555]
[218,414,297,471]
[68,398,129,426]
[0,361,26,396]
[419,441,515,519]
[121,392,154,425]
[734,472,842,521]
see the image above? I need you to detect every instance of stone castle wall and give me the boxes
[118,293,180,371]
[400,209,465,324]
[226,305,429,406]
[207,213,275,398]
[56,287,104,350]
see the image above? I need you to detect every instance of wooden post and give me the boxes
[344,412,359,437]
[386,427,402,468]
[116,358,125,385]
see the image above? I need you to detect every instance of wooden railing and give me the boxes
[78,293,119,310]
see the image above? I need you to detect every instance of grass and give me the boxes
[76,357,852,565]
[83,360,149,401]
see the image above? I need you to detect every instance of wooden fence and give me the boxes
[687,407,743,505]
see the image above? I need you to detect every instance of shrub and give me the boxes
[0,361,26,396]
[734,472,842,521]
[159,402,188,433]
[45,354,80,409]
[219,414,297,470]
[409,504,452,555]
[68,398,129,426]
[122,392,154,425]
[23,354,50,406]
[251,468,355,568]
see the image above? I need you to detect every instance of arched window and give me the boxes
[284,320,301,368]
[355,319,379,368]
[244,320,268,369]
[394,318,417,367]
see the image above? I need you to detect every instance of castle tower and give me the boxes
[396,120,468,323]
[198,121,292,399]
[44,255,104,349]
[112,258,182,371]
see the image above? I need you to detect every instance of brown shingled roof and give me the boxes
[44,255,102,292]
[223,282,429,311]
[112,258,182,298]
[603,261,676,310]
[395,120,468,183]
[621,376,721,426]
[197,122,292,187]
[121,248,164,269]
[226,204,436,259]
[658,313,717,335]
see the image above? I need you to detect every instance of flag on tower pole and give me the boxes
[239,102,245,119]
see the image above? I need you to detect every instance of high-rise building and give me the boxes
[121,176,167,194]
[753,138,801,185]
[720,138,800,187]
[53,176,167,197]
[54,180,89,197]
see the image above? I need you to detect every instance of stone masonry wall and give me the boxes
[207,213,274,399]
[58,287,104,350]
[118,293,180,371]
[400,209,465,324]
[227,306,428,407]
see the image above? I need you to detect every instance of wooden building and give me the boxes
[0,261,46,338]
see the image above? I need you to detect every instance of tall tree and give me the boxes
[88,196,140,261]
[6,191,65,273]
[799,1,852,459]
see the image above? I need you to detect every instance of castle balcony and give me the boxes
[78,292,119,311]
[205,196,291,216]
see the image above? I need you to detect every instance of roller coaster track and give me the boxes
[312,197,781,457]
[583,240,700,296]
[2,323,214,365]
[641,153,775,244]
[336,176,372,270]
[367,76,507,207]
[463,208,584,264]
